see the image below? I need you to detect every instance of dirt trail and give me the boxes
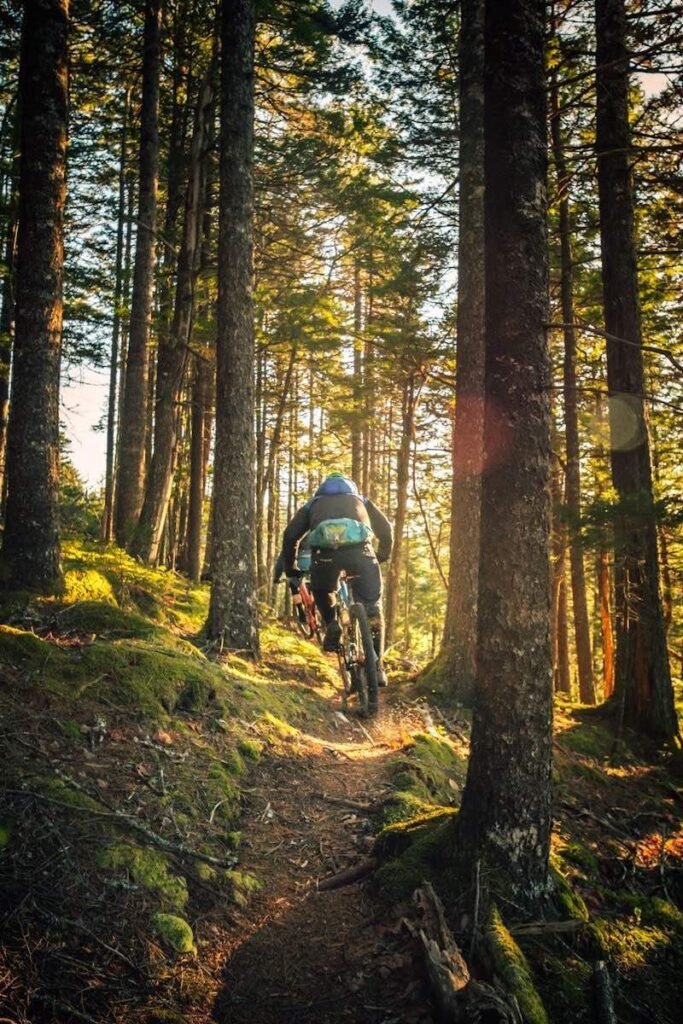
[213,697,434,1024]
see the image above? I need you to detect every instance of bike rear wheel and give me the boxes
[350,603,379,717]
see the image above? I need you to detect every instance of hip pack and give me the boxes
[307,517,374,550]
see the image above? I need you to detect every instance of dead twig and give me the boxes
[314,793,375,814]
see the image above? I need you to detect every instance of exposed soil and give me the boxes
[213,697,436,1024]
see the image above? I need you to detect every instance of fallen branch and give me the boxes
[510,919,586,937]
[316,856,378,891]
[314,793,376,814]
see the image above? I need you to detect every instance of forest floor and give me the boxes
[212,695,449,1024]
[0,541,682,1024]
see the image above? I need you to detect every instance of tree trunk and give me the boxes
[1,0,68,591]
[114,0,162,547]
[102,90,130,543]
[186,353,211,582]
[597,544,615,699]
[595,0,676,740]
[551,463,571,695]
[385,373,418,646]
[351,259,363,483]
[255,346,266,588]
[549,58,596,704]
[206,0,259,654]
[186,173,215,584]
[455,0,552,906]
[441,0,485,706]
[0,116,19,505]
[132,66,213,563]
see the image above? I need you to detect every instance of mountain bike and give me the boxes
[335,573,379,718]
[293,574,323,644]
[279,574,323,645]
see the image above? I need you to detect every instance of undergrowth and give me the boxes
[0,540,336,1024]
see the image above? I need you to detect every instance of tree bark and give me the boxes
[441,0,485,706]
[131,66,213,563]
[0,115,18,504]
[206,0,259,654]
[549,58,596,704]
[186,177,215,585]
[595,0,676,740]
[102,89,130,543]
[454,0,553,905]
[551,463,571,695]
[114,0,162,547]
[351,259,363,484]
[385,373,418,645]
[0,0,68,592]
[186,353,211,582]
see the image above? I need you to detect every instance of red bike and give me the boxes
[281,574,323,644]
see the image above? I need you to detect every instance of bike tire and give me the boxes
[350,603,379,716]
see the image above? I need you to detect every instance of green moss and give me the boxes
[381,790,442,825]
[374,811,455,900]
[612,893,683,934]
[194,862,217,883]
[59,719,83,742]
[223,748,245,776]
[62,568,117,606]
[152,912,196,954]
[237,737,263,762]
[646,897,683,932]
[260,711,298,739]
[0,625,56,666]
[43,778,104,812]
[559,841,599,875]
[541,956,592,1018]
[99,843,188,910]
[144,1011,187,1024]
[560,722,611,759]
[380,731,465,839]
[593,917,670,971]
[0,823,11,849]
[486,906,550,1024]
[56,600,155,638]
[204,763,240,824]
[226,870,262,908]
[550,862,589,922]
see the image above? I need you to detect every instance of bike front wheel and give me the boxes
[350,603,379,717]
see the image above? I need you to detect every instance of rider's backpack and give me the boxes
[307,517,374,550]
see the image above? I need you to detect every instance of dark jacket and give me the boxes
[282,493,393,572]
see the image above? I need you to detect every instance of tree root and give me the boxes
[316,856,378,891]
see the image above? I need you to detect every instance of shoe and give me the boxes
[323,620,342,652]
[377,665,388,687]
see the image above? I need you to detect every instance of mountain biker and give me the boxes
[279,472,393,684]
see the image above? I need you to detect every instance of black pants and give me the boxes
[310,545,384,657]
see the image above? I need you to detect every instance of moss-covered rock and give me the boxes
[152,913,196,954]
